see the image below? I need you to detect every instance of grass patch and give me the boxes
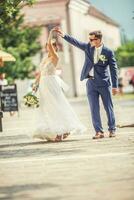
[113,92,134,100]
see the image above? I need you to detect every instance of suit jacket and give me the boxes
[63,34,118,88]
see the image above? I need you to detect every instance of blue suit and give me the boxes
[63,34,118,133]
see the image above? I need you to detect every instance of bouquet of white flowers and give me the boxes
[23,92,39,108]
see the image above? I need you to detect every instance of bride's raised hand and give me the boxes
[53,27,65,37]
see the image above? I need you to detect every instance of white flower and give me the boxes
[23,92,39,108]
[99,55,108,64]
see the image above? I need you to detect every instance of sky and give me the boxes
[89,0,134,40]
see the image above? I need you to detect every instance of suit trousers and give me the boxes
[86,79,116,133]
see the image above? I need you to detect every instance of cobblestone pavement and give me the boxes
[0,97,134,200]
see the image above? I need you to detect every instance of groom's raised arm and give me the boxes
[63,34,87,51]
[54,27,88,51]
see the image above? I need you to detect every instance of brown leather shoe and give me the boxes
[63,133,70,139]
[92,132,104,139]
[109,131,116,138]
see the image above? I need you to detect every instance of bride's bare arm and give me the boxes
[32,72,40,92]
[47,29,59,60]
[32,59,43,91]
[35,72,41,84]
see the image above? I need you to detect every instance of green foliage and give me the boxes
[115,40,134,68]
[0,0,41,82]
[0,0,36,26]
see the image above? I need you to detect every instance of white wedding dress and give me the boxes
[33,58,86,140]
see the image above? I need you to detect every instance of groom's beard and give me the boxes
[90,43,95,47]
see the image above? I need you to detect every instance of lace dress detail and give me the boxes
[40,59,56,76]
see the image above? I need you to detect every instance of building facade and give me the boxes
[22,0,121,97]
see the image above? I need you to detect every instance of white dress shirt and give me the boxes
[89,44,103,77]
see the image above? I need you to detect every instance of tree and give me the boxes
[0,0,41,82]
[115,40,134,68]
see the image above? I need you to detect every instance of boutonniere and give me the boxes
[99,55,108,64]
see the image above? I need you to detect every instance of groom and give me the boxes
[54,27,118,139]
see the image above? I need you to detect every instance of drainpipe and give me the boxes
[66,0,77,97]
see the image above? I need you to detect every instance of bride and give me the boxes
[33,28,86,142]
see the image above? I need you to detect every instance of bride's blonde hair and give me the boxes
[51,39,58,52]
[46,39,58,52]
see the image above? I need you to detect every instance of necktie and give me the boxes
[97,48,100,62]
[94,48,99,64]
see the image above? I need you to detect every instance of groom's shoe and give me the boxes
[92,132,104,139]
[109,131,116,138]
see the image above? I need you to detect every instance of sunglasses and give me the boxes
[89,38,98,42]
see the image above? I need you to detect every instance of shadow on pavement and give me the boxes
[0,183,60,200]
